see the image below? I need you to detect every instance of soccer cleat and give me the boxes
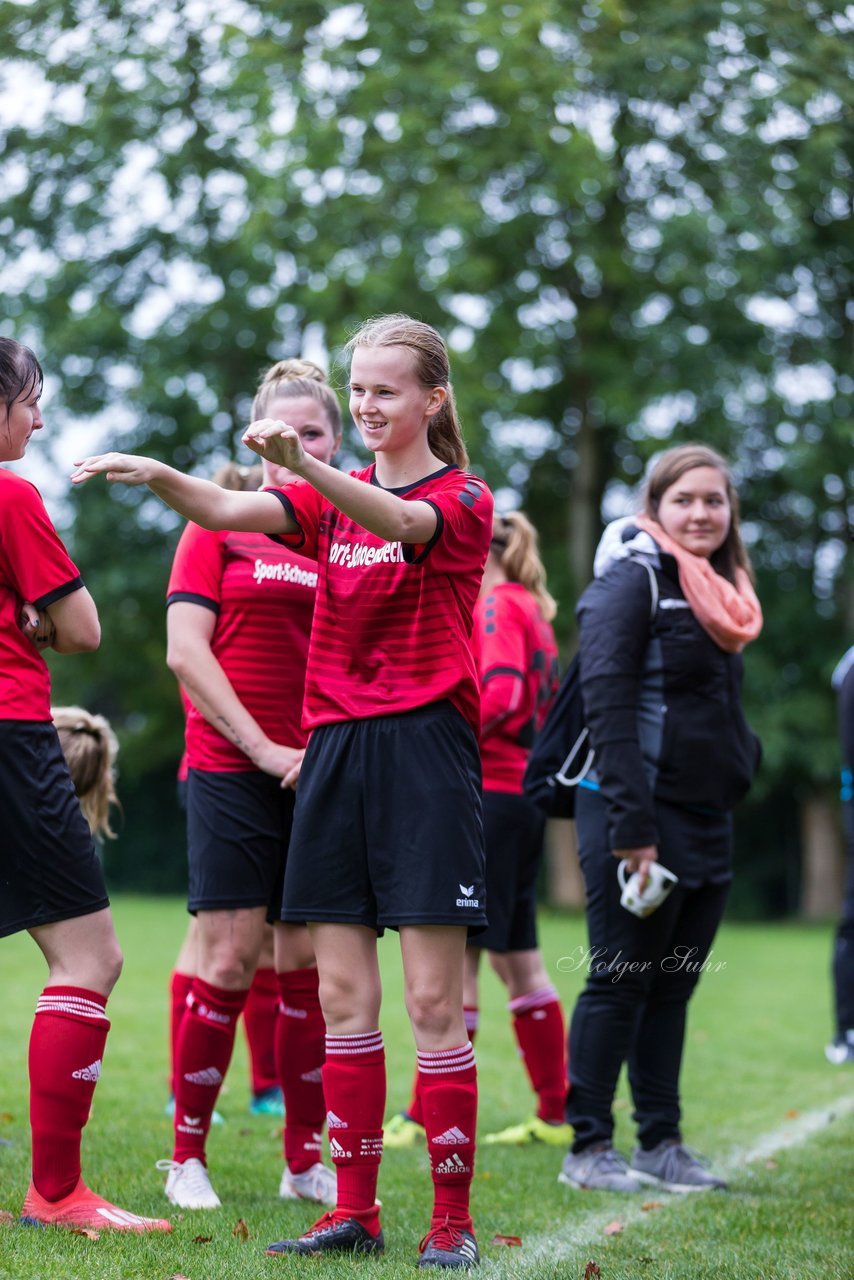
[279,1161,337,1205]
[483,1115,573,1146]
[383,1111,426,1148]
[630,1140,727,1193]
[249,1086,286,1117]
[156,1157,222,1209]
[418,1220,480,1269]
[558,1143,644,1192]
[164,1095,224,1125]
[266,1210,384,1256]
[20,1179,172,1232]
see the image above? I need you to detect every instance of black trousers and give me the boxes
[832,793,854,1036]
[566,787,730,1153]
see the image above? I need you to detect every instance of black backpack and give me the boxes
[522,554,659,819]
[522,654,593,819]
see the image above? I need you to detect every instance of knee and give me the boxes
[318,969,381,1032]
[201,943,256,991]
[101,941,123,993]
[406,983,458,1040]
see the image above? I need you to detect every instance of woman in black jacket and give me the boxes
[559,444,762,1194]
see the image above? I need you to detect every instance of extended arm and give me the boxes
[167,602,303,786]
[71,454,293,535]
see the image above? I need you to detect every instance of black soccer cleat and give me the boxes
[418,1221,480,1269]
[266,1211,384,1257]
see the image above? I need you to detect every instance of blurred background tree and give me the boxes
[1,0,850,911]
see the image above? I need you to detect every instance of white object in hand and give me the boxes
[617,860,679,918]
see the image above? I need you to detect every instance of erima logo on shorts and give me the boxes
[456,883,479,907]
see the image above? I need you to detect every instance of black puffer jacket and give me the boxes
[577,526,761,851]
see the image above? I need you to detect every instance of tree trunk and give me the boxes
[799,793,844,919]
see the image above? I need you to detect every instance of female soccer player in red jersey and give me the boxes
[72,315,493,1267]
[0,338,170,1233]
[386,511,569,1152]
[156,361,341,1211]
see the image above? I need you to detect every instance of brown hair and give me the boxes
[641,444,753,584]
[251,358,342,439]
[52,707,120,840]
[490,511,557,621]
[0,337,42,413]
[344,314,468,469]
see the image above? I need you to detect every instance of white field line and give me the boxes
[487,1093,854,1272]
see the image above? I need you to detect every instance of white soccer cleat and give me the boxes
[279,1161,337,1205]
[156,1157,222,1210]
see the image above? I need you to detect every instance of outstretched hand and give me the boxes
[242,420,306,473]
[70,453,160,486]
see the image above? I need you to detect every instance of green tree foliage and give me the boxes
[1,0,850,902]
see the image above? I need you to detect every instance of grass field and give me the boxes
[1,897,852,1279]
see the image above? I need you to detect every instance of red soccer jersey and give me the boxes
[267,464,493,735]
[0,469,85,721]
[167,523,318,771]
[473,582,559,793]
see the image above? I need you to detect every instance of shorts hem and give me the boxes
[0,896,111,941]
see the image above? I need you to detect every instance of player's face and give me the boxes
[261,395,340,486]
[657,465,731,558]
[348,346,443,457]
[0,387,43,462]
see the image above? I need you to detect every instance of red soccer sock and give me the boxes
[322,1031,385,1233]
[29,986,110,1202]
[509,986,567,1123]
[408,1007,477,1126]
[243,966,279,1095]
[275,968,326,1174]
[168,971,193,1098]
[418,1043,477,1231]
[172,979,248,1164]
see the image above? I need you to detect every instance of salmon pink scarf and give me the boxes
[634,515,763,653]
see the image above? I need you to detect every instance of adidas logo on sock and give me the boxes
[71,1059,101,1082]
[184,1066,224,1086]
[280,1004,307,1019]
[329,1136,352,1160]
[432,1126,470,1145]
[435,1152,469,1175]
[301,1067,323,1083]
[326,1110,347,1128]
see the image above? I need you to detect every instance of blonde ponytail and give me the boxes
[491,512,556,622]
[252,358,342,437]
[52,707,120,840]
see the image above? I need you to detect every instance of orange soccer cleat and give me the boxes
[20,1178,172,1232]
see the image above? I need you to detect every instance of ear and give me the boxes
[424,386,447,418]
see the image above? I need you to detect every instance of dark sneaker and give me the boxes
[418,1222,480,1269]
[631,1140,727,1193]
[558,1143,644,1192]
[266,1211,384,1256]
